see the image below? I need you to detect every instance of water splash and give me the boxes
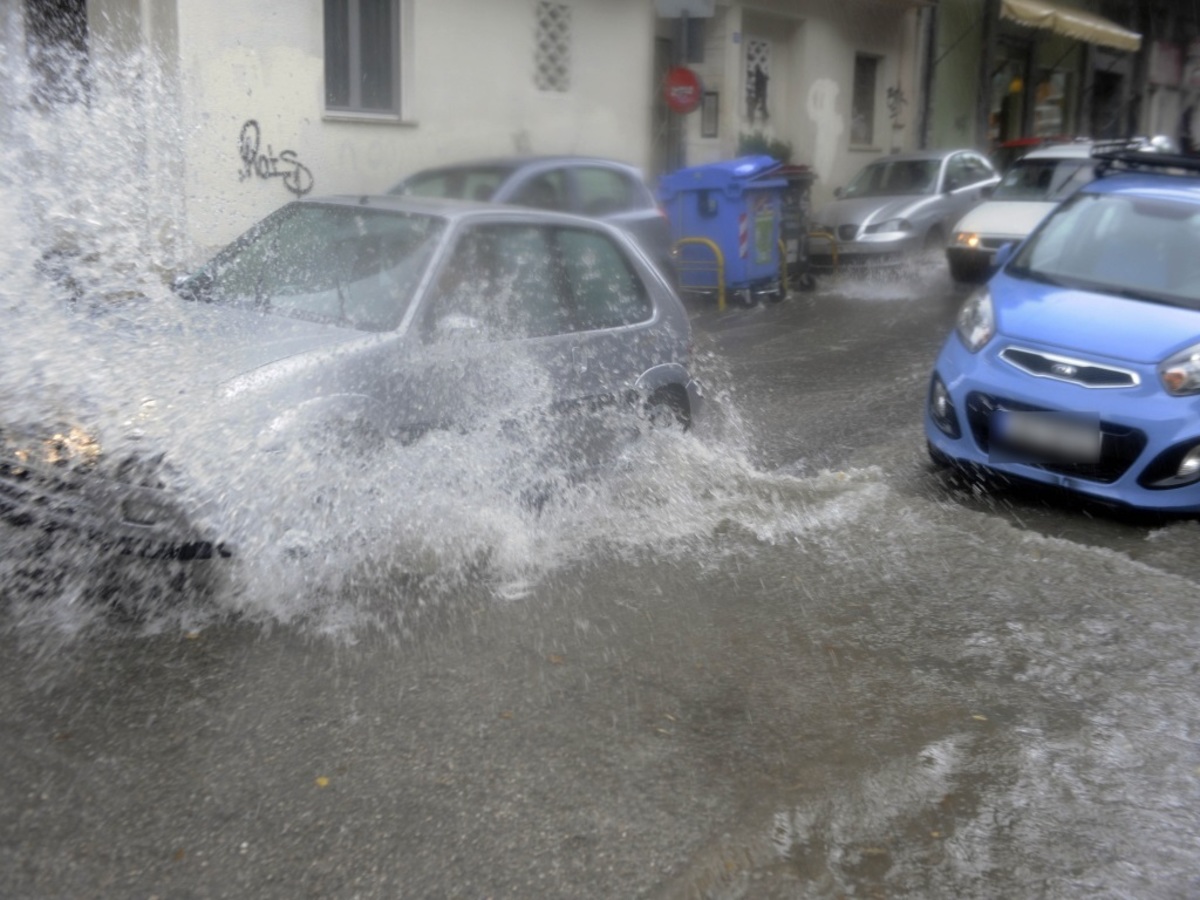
[0,28,890,647]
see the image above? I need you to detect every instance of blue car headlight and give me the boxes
[864,218,912,234]
[955,287,995,353]
[1160,342,1200,396]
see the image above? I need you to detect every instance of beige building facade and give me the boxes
[7,0,942,260]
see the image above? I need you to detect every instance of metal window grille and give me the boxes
[745,39,770,121]
[535,2,571,93]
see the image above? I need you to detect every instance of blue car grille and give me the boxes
[1000,347,1138,388]
[965,392,1146,484]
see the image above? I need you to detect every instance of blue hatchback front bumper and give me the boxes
[925,332,1200,513]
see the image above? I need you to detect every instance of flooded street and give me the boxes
[4,270,1199,899]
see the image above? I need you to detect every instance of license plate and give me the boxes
[990,409,1102,464]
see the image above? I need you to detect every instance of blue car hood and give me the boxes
[995,276,1200,364]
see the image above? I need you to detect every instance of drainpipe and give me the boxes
[918,1,938,149]
[672,11,689,171]
[1129,0,1151,137]
[977,0,998,150]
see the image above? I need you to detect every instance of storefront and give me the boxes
[988,0,1142,149]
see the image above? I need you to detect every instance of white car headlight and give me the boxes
[954,231,981,248]
[864,218,912,234]
[1160,342,1200,396]
[956,286,995,353]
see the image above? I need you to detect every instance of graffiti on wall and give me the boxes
[238,120,314,197]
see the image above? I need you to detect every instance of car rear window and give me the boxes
[558,229,653,329]
[993,158,1094,201]
[574,167,638,216]
[423,223,652,342]
[399,167,513,202]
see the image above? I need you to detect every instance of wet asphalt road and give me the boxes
[3,265,1200,898]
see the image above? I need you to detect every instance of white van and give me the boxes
[945,142,1096,283]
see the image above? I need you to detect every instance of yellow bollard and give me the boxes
[672,237,727,311]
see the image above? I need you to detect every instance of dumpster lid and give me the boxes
[659,155,786,193]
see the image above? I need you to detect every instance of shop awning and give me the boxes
[1000,0,1142,53]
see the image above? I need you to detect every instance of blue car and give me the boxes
[925,147,1200,514]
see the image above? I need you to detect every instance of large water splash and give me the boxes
[0,25,886,647]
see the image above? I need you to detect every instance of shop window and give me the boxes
[851,54,879,146]
[1034,71,1070,137]
[535,1,571,93]
[325,0,401,115]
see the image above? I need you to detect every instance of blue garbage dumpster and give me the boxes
[659,155,787,302]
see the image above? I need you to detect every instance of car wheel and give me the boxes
[644,386,692,432]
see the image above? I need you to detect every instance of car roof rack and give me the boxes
[1092,138,1200,176]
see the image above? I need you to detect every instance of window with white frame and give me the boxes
[851,54,878,146]
[535,1,571,92]
[325,0,401,115]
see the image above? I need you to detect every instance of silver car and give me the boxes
[0,196,702,565]
[809,149,1000,267]
[389,156,678,283]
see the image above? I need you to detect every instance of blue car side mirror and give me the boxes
[993,242,1016,269]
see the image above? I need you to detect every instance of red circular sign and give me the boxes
[664,66,702,114]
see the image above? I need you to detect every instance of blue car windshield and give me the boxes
[190,204,446,331]
[842,159,939,198]
[1010,191,1200,310]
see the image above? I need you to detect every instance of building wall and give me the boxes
[662,1,919,210]
[930,0,1151,157]
[173,0,655,254]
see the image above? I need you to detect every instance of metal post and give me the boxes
[977,0,998,150]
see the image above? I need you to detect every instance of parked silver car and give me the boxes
[0,196,702,564]
[809,149,1000,267]
[389,156,677,282]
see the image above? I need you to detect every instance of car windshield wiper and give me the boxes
[1087,283,1200,311]
[1008,266,1072,289]
[1013,267,1200,311]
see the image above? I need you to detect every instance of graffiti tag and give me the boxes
[238,120,314,197]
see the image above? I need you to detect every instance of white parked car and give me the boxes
[945,142,1098,284]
